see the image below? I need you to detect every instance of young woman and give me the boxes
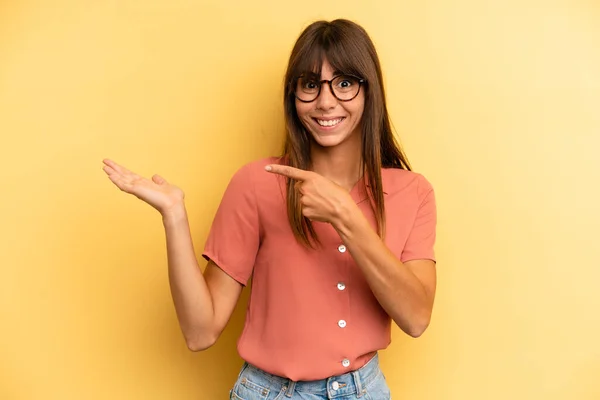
[103,18,437,400]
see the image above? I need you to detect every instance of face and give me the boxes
[295,59,365,148]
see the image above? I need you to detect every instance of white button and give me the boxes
[342,359,350,368]
[337,282,346,291]
[338,244,346,253]
[338,319,347,328]
[331,381,340,390]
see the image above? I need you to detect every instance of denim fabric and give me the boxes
[229,353,391,400]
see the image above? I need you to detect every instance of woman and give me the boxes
[103,19,437,400]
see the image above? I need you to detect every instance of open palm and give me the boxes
[102,159,184,214]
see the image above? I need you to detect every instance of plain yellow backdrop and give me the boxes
[1,0,599,399]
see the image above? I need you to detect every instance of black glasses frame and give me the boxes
[293,74,366,103]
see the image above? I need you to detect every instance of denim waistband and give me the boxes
[242,353,381,398]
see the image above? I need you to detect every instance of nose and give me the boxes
[315,82,337,110]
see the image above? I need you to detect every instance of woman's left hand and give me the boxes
[265,164,356,225]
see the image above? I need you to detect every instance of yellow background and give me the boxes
[1,0,599,399]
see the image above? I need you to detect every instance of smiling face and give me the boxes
[294,59,365,149]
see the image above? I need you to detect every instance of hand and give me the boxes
[265,164,355,225]
[102,159,185,215]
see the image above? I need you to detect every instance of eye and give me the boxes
[333,75,359,92]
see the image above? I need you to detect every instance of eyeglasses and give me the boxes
[294,74,366,103]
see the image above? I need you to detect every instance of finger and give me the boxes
[301,208,314,221]
[102,159,125,173]
[102,165,116,175]
[103,165,135,186]
[106,173,134,193]
[265,164,312,181]
[152,174,167,185]
[103,164,138,190]
[103,159,138,179]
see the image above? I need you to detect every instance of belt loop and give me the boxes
[352,370,364,398]
[284,379,296,397]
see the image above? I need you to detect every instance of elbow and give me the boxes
[398,313,431,338]
[186,340,212,352]
[406,320,430,338]
[185,332,218,352]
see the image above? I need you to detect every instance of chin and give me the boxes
[311,134,346,148]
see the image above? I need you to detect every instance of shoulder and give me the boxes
[228,156,287,193]
[232,156,285,180]
[382,168,434,201]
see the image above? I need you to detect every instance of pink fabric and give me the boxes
[202,157,436,381]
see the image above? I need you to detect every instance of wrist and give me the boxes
[332,199,360,237]
[161,202,188,225]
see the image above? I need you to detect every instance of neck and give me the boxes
[310,133,363,191]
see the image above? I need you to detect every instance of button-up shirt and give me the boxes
[202,157,437,381]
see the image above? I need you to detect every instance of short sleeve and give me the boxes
[202,164,260,286]
[401,176,437,263]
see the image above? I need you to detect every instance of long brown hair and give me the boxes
[282,19,411,247]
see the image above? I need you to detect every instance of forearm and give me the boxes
[162,204,215,348]
[333,206,433,337]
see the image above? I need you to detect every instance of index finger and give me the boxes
[102,159,136,178]
[265,164,312,181]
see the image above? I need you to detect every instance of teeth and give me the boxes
[317,118,343,127]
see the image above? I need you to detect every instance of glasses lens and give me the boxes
[295,76,319,102]
[332,75,361,101]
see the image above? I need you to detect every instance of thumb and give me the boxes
[152,174,167,185]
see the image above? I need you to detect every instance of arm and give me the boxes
[101,158,242,352]
[163,204,243,351]
[263,164,437,338]
[332,207,436,338]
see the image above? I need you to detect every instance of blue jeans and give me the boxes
[229,353,391,399]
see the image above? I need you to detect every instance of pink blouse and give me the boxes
[202,157,437,381]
